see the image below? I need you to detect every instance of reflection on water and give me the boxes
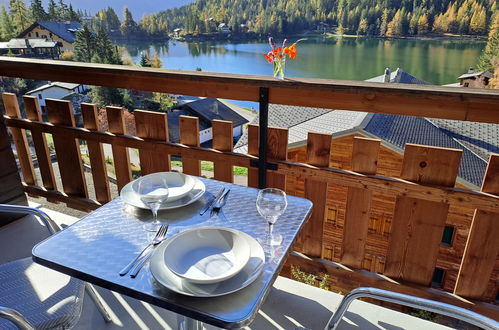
[118,36,485,86]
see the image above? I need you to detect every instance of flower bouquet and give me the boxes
[264,37,301,80]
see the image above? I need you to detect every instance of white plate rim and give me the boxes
[132,172,196,202]
[150,229,265,297]
[120,174,205,210]
[162,227,251,284]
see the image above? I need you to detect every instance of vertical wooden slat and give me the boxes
[45,98,87,197]
[106,106,132,191]
[0,120,28,207]
[212,119,233,183]
[134,110,170,175]
[296,132,331,257]
[81,103,111,204]
[247,124,288,190]
[22,96,57,191]
[2,93,36,186]
[266,127,288,190]
[341,137,380,268]
[247,124,259,188]
[385,144,462,285]
[455,154,499,298]
[179,115,200,176]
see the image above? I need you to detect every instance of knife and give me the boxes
[199,187,225,215]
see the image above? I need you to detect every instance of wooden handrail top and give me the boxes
[1,57,499,123]
[4,115,499,212]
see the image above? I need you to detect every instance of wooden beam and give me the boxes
[385,144,462,285]
[455,154,499,299]
[81,103,111,204]
[45,99,88,198]
[283,253,499,321]
[341,137,380,268]
[106,106,132,191]
[134,110,170,175]
[212,119,233,183]
[22,95,57,191]
[3,116,499,212]
[2,93,36,186]
[22,183,100,212]
[1,58,498,124]
[296,132,331,257]
[179,115,200,176]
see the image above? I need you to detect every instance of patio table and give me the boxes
[32,177,313,329]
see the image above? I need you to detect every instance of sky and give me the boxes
[0,0,193,18]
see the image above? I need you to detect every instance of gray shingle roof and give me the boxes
[168,98,249,143]
[233,104,333,153]
[19,21,82,43]
[366,68,431,85]
[362,114,488,187]
[428,118,499,161]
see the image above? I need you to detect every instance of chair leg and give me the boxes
[85,283,112,323]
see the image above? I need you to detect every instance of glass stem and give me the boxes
[268,222,274,237]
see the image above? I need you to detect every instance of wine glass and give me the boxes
[256,188,288,246]
[137,176,169,231]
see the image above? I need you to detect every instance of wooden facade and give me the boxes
[287,134,498,302]
[1,58,498,319]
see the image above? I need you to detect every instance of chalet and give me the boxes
[234,68,499,300]
[0,38,60,58]
[26,82,88,114]
[218,23,231,34]
[18,21,82,52]
[457,67,493,88]
[173,28,182,38]
[168,98,249,146]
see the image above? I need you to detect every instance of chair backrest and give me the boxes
[0,121,28,226]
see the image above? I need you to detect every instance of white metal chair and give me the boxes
[0,204,111,329]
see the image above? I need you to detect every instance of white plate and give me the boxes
[150,230,265,297]
[163,227,251,284]
[120,174,205,210]
[132,172,196,202]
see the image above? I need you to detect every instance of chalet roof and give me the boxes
[366,68,431,85]
[233,105,333,153]
[0,38,58,49]
[168,98,249,143]
[27,82,82,94]
[18,21,82,43]
[457,71,493,80]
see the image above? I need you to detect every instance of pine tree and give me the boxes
[10,0,30,32]
[417,13,429,35]
[68,4,79,22]
[57,0,68,20]
[95,27,121,64]
[139,53,150,67]
[477,31,499,72]
[379,8,389,36]
[121,7,138,38]
[0,5,15,40]
[47,0,57,19]
[73,25,96,62]
[30,0,47,21]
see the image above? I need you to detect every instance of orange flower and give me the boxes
[284,43,297,59]
[264,52,274,64]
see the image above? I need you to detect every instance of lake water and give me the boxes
[120,37,485,109]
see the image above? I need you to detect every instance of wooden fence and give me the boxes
[1,58,498,318]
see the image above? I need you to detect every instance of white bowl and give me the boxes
[163,227,251,284]
[132,172,196,203]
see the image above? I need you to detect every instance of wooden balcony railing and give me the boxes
[1,58,498,319]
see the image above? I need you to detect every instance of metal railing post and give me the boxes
[258,87,269,189]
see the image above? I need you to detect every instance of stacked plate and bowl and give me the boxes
[120,172,265,297]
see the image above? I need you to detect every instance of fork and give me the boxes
[119,224,168,276]
[210,189,230,218]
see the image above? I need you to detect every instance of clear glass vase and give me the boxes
[273,57,286,80]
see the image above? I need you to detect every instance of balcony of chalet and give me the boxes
[0,57,498,330]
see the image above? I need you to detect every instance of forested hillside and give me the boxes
[155,0,498,36]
